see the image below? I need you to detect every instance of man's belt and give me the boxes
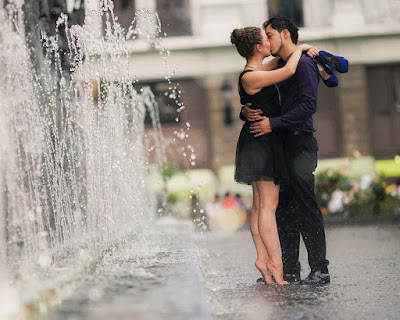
[285,131,313,136]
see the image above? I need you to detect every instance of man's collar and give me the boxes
[283,52,294,61]
[279,51,306,65]
[277,52,294,66]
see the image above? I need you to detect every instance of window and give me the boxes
[144,82,182,125]
[394,67,400,113]
[156,0,192,36]
[114,0,135,10]
[367,65,400,157]
[267,0,304,27]
[112,0,136,31]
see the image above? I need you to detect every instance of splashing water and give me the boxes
[0,0,173,313]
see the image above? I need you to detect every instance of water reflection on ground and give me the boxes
[197,224,400,320]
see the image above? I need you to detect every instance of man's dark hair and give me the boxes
[263,16,299,44]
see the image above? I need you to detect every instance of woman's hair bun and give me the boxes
[231,28,244,45]
[230,27,262,59]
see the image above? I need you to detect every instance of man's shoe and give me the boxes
[300,271,330,285]
[283,273,301,284]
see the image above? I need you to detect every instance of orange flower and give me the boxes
[321,207,327,214]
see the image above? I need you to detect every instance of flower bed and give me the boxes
[316,168,400,217]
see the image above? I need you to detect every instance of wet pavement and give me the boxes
[52,218,210,320]
[196,224,400,320]
[52,220,400,320]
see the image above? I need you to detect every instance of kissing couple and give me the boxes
[231,16,334,285]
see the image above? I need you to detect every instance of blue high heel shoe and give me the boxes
[318,50,349,73]
[314,55,338,87]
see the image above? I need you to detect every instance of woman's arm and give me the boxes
[262,47,318,71]
[261,57,280,71]
[242,44,312,95]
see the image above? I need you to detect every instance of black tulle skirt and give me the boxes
[234,122,288,185]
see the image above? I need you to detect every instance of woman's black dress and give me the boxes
[234,70,288,185]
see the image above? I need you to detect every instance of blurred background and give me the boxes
[95,0,400,167]
[0,2,399,318]
[80,0,400,224]
[5,0,400,224]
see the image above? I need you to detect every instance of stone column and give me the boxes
[205,74,243,171]
[239,0,267,26]
[85,0,102,37]
[136,0,156,11]
[0,101,7,270]
[0,173,5,270]
[331,0,365,28]
[303,0,332,28]
[337,65,371,156]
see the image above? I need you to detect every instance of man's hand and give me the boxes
[249,116,272,137]
[241,103,262,121]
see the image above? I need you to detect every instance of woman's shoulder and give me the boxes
[238,70,254,93]
[239,69,256,87]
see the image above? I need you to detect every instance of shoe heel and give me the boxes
[314,57,338,87]
[319,50,349,73]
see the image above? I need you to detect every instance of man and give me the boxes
[241,16,330,284]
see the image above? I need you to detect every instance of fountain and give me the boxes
[0,0,178,316]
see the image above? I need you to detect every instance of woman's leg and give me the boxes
[250,182,273,284]
[256,180,288,285]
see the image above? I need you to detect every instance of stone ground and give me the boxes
[52,220,400,320]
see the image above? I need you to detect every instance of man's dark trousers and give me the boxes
[276,132,329,276]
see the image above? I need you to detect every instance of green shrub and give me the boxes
[161,163,183,180]
[168,192,180,204]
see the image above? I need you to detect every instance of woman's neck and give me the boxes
[245,55,264,71]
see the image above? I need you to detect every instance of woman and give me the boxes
[230,26,316,285]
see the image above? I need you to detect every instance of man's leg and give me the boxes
[276,179,301,279]
[285,134,329,274]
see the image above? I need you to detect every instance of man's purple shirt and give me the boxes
[269,53,320,132]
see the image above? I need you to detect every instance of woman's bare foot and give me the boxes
[266,261,288,285]
[255,260,274,284]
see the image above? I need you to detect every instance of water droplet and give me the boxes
[38,254,52,268]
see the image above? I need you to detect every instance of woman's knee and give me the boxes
[258,202,279,215]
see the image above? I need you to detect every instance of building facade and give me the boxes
[88,0,400,171]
